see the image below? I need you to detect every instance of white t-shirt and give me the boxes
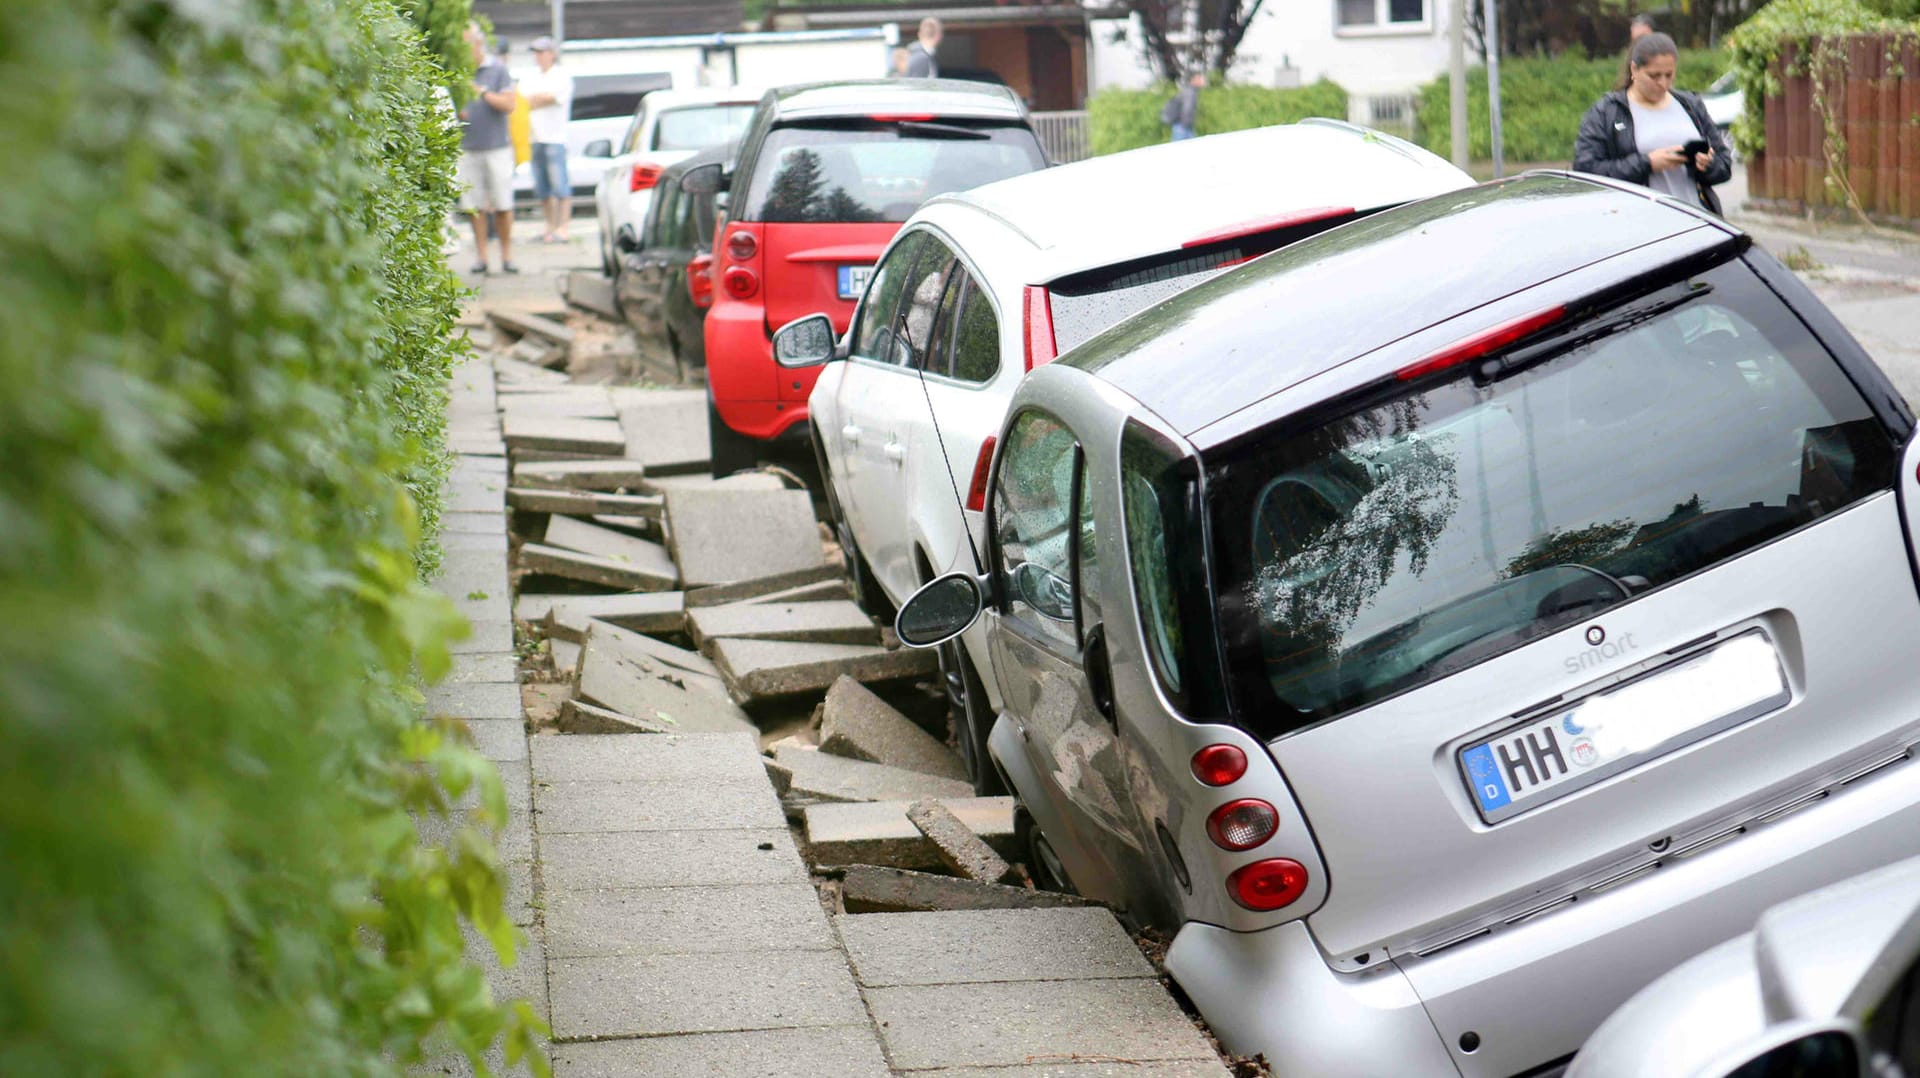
[521,66,573,145]
[1628,95,1703,209]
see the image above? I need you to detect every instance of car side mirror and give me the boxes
[680,163,724,196]
[584,139,613,159]
[1716,1030,1860,1078]
[896,572,987,648]
[1012,561,1074,622]
[773,314,838,369]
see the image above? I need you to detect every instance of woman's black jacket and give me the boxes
[1573,89,1734,213]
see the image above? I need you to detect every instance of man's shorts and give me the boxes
[531,142,570,202]
[458,146,514,213]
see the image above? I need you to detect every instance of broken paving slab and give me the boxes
[563,269,621,321]
[804,798,1017,870]
[575,623,754,736]
[514,459,648,491]
[819,676,966,781]
[557,697,673,734]
[768,745,972,804]
[491,353,570,384]
[550,637,581,676]
[684,563,846,608]
[517,590,686,641]
[543,516,679,583]
[713,639,937,706]
[519,542,676,592]
[506,335,564,369]
[498,391,614,421]
[837,866,1098,914]
[505,486,598,515]
[838,908,1154,987]
[688,599,879,652]
[588,492,662,519]
[490,308,574,347]
[500,414,627,456]
[583,618,721,680]
[611,387,711,475]
[665,487,828,588]
[636,471,788,497]
[906,800,1016,884]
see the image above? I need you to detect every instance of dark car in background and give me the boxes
[615,145,726,380]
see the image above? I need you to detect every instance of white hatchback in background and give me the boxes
[782,120,1473,794]
[592,86,763,276]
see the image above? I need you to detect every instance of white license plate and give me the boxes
[838,264,873,300]
[1460,631,1789,823]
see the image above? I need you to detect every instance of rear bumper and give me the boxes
[1167,750,1920,1078]
[704,303,811,442]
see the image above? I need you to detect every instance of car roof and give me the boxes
[766,78,1027,122]
[643,85,767,111]
[1059,172,1742,440]
[931,121,1474,281]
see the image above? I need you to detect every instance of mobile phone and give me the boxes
[1683,139,1710,158]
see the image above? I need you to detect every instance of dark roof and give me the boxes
[475,1,742,46]
[768,78,1026,121]
[1061,173,1738,440]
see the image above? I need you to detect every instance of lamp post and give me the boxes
[1483,0,1505,177]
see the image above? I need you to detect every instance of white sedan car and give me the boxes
[780,120,1473,794]
[592,86,761,277]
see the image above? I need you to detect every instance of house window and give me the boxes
[1336,0,1429,31]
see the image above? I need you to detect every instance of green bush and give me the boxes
[0,0,542,1074]
[1414,48,1728,163]
[1089,79,1351,156]
[1726,0,1916,158]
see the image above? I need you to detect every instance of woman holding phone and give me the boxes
[1575,32,1732,214]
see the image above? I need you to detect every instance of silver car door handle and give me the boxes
[842,424,862,445]
[883,441,906,464]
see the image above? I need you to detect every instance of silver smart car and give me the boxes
[895,172,1920,1076]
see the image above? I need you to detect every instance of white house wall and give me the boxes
[732,39,891,87]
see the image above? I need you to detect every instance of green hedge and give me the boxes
[1089,79,1351,156]
[0,0,541,1074]
[1414,49,1728,163]
[1726,0,1917,158]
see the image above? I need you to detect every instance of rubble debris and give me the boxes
[683,564,845,609]
[765,745,972,804]
[517,592,687,642]
[818,676,966,781]
[519,542,676,592]
[664,487,829,588]
[575,623,756,736]
[906,800,1017,884]
[563,270,621,321]
[688,600,879,652]
[713,639,936,706]
[803,798,1016,870]
[558,697,674,734]
[507,335,564,369]
[837,866,1097,914]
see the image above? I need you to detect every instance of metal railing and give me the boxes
[1032,110,1092,164]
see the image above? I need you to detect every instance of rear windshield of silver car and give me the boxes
[652,105,756,152]
[744,120,1046,224]
[1195,258,1897,738]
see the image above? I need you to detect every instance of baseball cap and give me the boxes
[530,35,557,51]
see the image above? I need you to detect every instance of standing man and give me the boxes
[1167,71,1203,142]
[521,36,574,245]
[905,18,941,78]
[459,21,517,275]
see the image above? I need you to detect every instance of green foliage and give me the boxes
[0,0,544,1074]
[1414,48,1728,162]
[398,0,479,98]
[1089,79,1350,156]
[1725,0,1916,158]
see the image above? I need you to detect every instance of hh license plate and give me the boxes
[1460,631,1789,823]
[838,264,873,300]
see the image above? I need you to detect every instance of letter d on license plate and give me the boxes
[1460,631,1789,823]
[838,264,873,300]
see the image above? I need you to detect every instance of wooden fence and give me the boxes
[1748,33,1920,226]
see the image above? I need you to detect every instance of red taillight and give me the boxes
[1206,799,1279,852]
[1023,285,1057,370]
[687,253,714,309]
[1396,306,1568,382]
[722,266,758,300]
[1190,744,1247,787]
[726,229,758,263]
[1227,858,1310,912]
[630,163,663,192]
[965,436,996,513]
[1181,206,1355,249]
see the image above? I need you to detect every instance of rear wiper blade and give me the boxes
[894,120,990,140]
[1477,282,1714,384]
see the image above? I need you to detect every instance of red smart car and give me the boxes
[703,79,1047,475]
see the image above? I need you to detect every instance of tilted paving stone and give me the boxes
[427,682,521,721]
[714,639,938,705]
[688,599,879,652]
[557,697,673,735]
[490,308,574,347]
[906,800,1017,884]
[665,487,829,588]
[533,778,785,834]
[839,908,1155,987]
[550,1026,890,1078]
[445,651,517,685]
[863,979,1227,1072]
[563,269,621,322]
[819,675,967,781]
[459,718,527,763]
[543,884,834,959]
[636,471,787,496]
[517,591,687,641]
[542,516,678,583]
[906,1062,1233,1077]
[838,866,1098,914]
[549,638,581,676]
[518,542,677,592]
[586,492,662,519]
[610,387,711,476]
[803,798,1017,870]
[582,619,721,680]
[449,619,514,654]
[530,730,763,784]
[768,745,973,804]
[513,459,650,492]
[574,624,752,735]
[500,414,627,456]
[506,335,564,369]
[738,577,853,606]
[509,448,611,467]
[505,486,598,515]
[540,828,806,890]
[492,353,570,385]
[498,391,614,421]
[683,563,846,608]
[547,950,870,1041]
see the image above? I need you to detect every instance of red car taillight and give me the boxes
[964,436,996,513]
[726,229,758,263]
[1227,858,1310,911]
[1190,744,1248,786]
[1396,305,1567,382]
[1023,285,1057,370]
[687,253,714,309]
[630,163,663,192]
[722,266,758,300]
[1206,799,1279,852]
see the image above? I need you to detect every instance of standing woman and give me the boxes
[1575,33,1733,214]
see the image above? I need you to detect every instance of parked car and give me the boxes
[512,71,674,206]
[1571,855,1920,1078]
[703,79,1048,477]
[884,170,1920,1077]
[615,146,726,378]
[1703,70,1744,137]
[778,121,1471,793]
[592,85,762,277]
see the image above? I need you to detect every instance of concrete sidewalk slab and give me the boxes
[911,1063,1232,1077]
[542,883,834,959]
[551,1026,890,1078]
[519,542,677,592]
[549,950,869,1041]
[516,591,687,640]
[715,639,938,705]
[501,415,627,456]
[769,745,973,803]
[446,652,517,684]
[863,979,1224,1072]
[506,487,599,515]
[530,731,763,784]
[803,798,1017,869]
[839,866,1099,914]
[428,682,521,721]
[611,387,711,476]
[514,459,650,491]
[906,800,1016,884]
[665,487,828,588]
[839,909,1155,987]
[574,625,751,734]
[688,599,880,651]
[533,779,785,834]
[542,516,678,583]
[460,718,527,763]
[819,676,967,781]
[557,698,672,735]
[491,308,574,347]
[542,828,806,890]
[683,563,846,608]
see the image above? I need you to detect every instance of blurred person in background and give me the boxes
[1576,32,1732,215]
[906,18,941,77]
[459,21,518,274]
[521,35,574,244]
